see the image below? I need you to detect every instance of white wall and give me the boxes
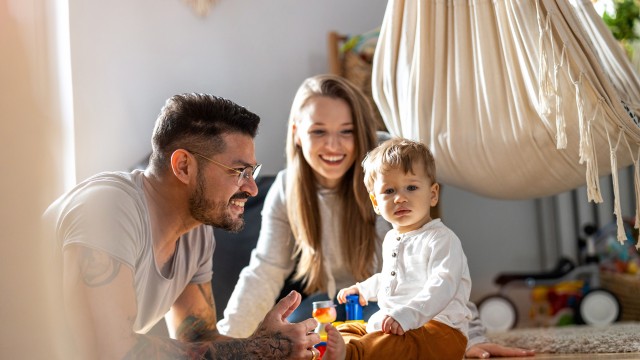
[440,186,543,301]
[70,0,389,180]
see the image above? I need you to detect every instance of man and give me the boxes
[45,93,322,359]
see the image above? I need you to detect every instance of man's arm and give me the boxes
[63,244,139,359]
[165,281,224,342]
[63,245,320,359]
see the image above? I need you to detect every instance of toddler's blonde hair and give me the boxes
[362,138,437,192]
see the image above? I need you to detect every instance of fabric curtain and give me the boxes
[1,0,74,357]
[372,0,640,243]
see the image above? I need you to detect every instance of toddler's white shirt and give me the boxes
[357,219,472,336]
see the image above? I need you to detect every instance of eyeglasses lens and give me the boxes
[239,164,261,185]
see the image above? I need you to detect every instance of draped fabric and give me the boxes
[372,0,640,244]
[2,0,74,357]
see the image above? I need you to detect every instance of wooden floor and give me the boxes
[498,354,640,359]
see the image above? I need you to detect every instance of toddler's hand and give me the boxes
[381,315,405,335]
[336,286,359,304]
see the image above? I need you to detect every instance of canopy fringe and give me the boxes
[573,75,586,162]
[624,136,640,248]
[554,46,568,149]
[564,57,602,203]
[634,153,640,248]
[586,100,603,203]
[538,14,554,118]
[552,13,632,242]
[606,127,627,244]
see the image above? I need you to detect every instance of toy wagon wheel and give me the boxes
[577,288,621,325]
[477,295,518,332]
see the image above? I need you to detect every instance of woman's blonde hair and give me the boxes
[285,74,379,294]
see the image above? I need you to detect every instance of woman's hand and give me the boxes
[465,342,535,358]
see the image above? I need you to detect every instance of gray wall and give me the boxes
[68,0,634,302]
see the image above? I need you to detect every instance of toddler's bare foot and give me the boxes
[322,324,346,360]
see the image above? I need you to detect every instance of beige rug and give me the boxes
[487,322,640,353]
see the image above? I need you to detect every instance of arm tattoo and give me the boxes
[208,330,293,360]
[124,330,293,360]
[197,284,214,310]
[79,248,121,287]
[176,284,217,342]
[176,315,218,343]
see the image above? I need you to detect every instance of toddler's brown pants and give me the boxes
[338,320,467,360]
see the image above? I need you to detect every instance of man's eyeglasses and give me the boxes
[189,150,262,186]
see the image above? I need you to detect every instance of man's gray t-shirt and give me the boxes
[45,170,214,333]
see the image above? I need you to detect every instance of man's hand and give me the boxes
[465,342,535,358]
[251,291,321,359]
[381,315,405,335]
[126,291,322,360]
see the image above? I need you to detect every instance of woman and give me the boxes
[218,75,533,358]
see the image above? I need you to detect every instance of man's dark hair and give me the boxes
[149,93,260,172]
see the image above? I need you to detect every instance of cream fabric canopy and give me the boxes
[372,0,640,242]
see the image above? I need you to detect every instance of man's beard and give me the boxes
[189,171,246,233]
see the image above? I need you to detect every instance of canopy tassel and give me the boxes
[624,136,640,248]
[606,127,627,244]
[554,46,567,149]
[538,14,553,117]
[585,100,603,203]
[574,75,587,163]
[634,160,640,249]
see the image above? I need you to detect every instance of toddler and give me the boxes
[324,138,472,360]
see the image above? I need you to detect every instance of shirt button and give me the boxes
[391,271,396,276]
[396,236,401,241]
[392,253,397,257]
